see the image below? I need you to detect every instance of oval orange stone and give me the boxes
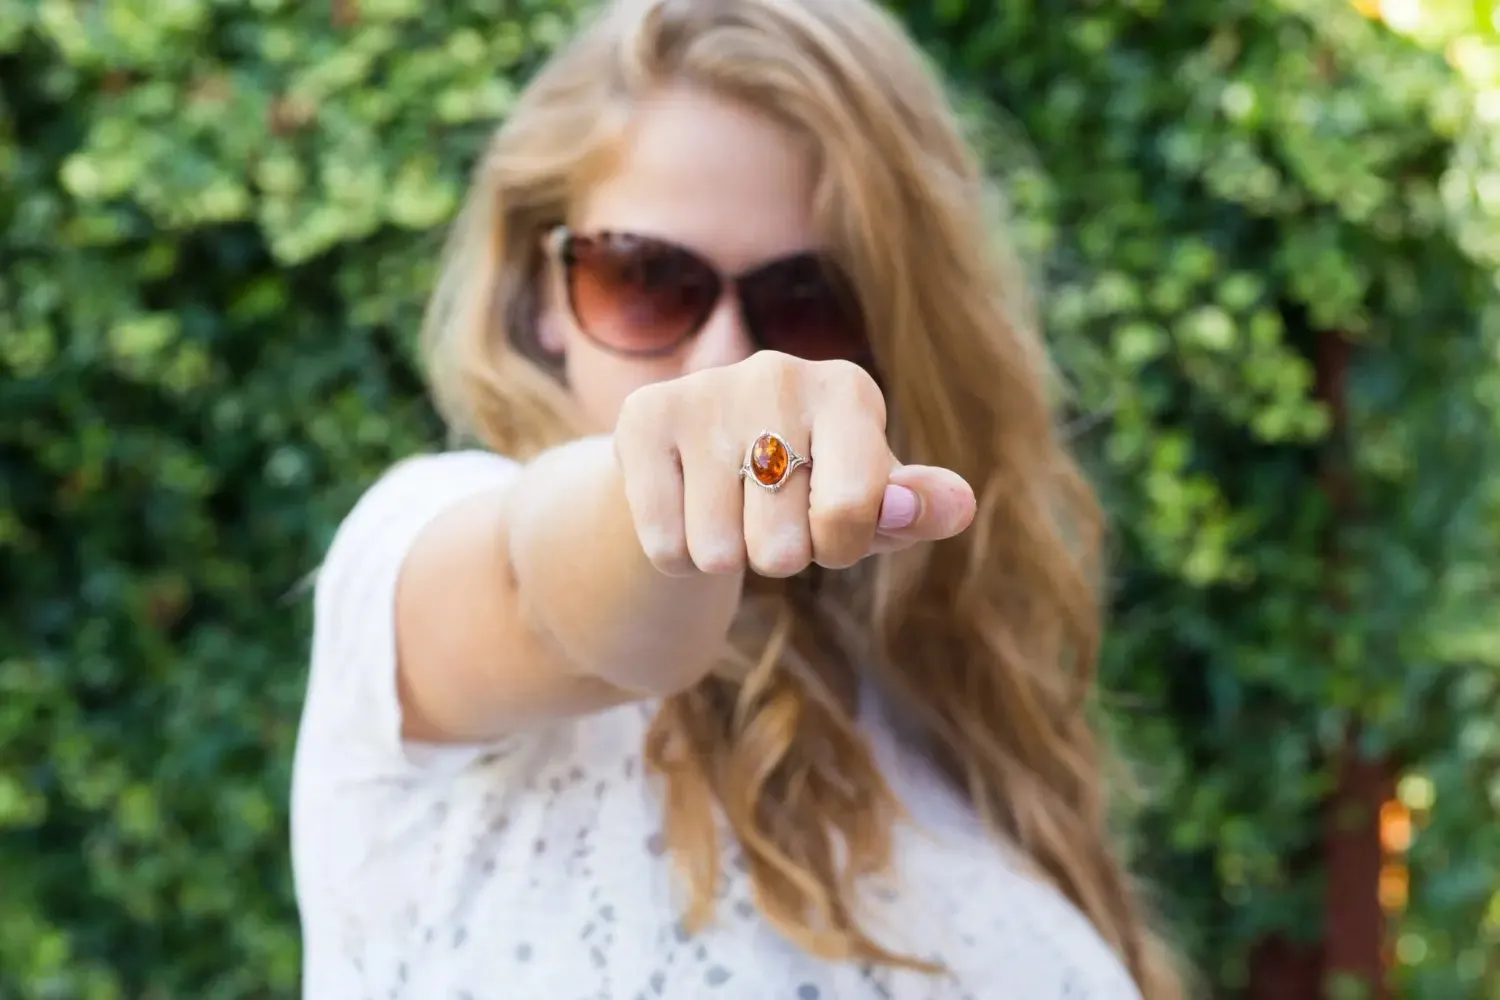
[749,433,790,486]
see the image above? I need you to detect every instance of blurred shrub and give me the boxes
[1,1,1497,997]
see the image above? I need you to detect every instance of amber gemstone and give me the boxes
[749,433,790,486]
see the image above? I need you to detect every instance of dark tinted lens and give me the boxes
[564,233,721,355]
[738,255,869,365]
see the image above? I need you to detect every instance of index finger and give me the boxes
[805,390,894,570]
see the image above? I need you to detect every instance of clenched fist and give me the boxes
[613,352,977,578]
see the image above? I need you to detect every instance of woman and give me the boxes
[291,0,1185,997]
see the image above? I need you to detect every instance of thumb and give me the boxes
[873,465,977,542]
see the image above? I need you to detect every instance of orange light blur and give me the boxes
[1379,862,1410,914]
[1380,800,1412,853]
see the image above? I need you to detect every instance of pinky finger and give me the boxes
[866,534,912,556]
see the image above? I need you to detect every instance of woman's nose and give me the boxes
[679,292,756,375]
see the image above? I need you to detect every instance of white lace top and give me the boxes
[291,451,1142,1000]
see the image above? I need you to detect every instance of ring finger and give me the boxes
[741,425,813,578]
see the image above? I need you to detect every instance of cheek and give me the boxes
[563,338,681,431]
[542,291,687,431]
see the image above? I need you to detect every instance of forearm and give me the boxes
[505,435,743,696]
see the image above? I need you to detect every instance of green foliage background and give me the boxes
[2,0,1498,997]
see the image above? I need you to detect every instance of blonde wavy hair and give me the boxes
[421,0,1184,996]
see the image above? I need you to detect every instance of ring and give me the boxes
[739,430,811,493]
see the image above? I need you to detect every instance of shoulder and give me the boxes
[331,449,519,545]
[296,450,524,778]
[312,449,519,653]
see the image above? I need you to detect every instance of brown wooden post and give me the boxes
[1247,936,1322,1000]
[1315,330,1392,998]
[1324,745,1395,998]
[1246,328,1390,998]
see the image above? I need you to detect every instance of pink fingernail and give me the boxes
[877,485,919,531]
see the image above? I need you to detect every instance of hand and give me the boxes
[613,352,978,578]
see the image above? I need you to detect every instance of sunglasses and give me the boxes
[546,227,872,367]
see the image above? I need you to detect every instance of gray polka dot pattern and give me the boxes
[292,453,1144,999]
[296,697,1142,999]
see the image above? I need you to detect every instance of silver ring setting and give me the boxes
[739,430,811,493]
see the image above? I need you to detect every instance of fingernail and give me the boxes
[877,485,919,531]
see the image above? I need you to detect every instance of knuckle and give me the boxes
[749,552,806,579]
[747,348,799,376]
[809,497,877,570]
[638,528,692,576]
[689,534,746,576]
[815,358,886,422]
[812,357,865,383]
[813,547,863,571]
[618,380,676,433]
[747,524,812,579]
[744,349,803,393]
